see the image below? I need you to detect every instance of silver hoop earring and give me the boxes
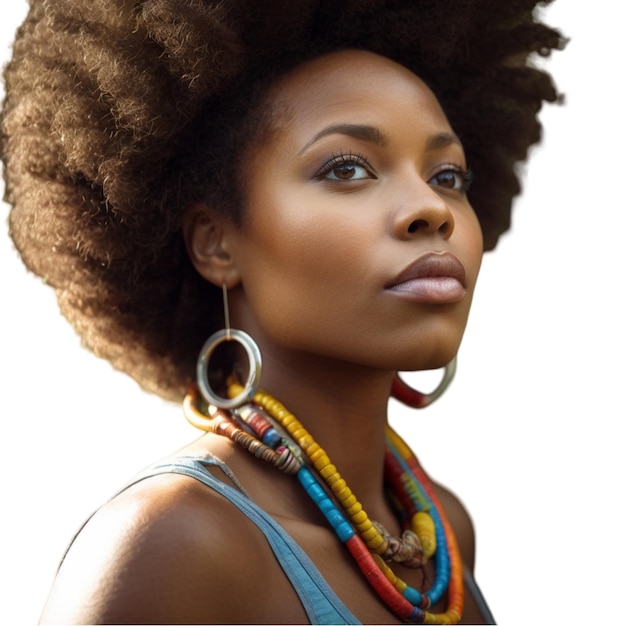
[391,356,457,409]
[196,284,262,409]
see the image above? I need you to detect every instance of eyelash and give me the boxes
[313,152,374,181]
[313,153,474,193]
[431,164,474,193]
[463,167,474,191]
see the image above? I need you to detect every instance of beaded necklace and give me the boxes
[184,382,464,624]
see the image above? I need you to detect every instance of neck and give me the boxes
[253,341,398,521]
[229,290,410,525]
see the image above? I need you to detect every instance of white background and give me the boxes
[1,2,624,624]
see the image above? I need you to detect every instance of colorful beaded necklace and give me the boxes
[184,382,464,624]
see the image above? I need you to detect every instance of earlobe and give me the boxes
[183,204,241,288]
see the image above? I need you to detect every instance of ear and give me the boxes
[183,204,241,288]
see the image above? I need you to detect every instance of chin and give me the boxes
[391,338,461,372]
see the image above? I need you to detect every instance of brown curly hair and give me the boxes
[1,0,565,400]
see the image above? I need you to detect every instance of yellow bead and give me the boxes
[373,554,397,583]
[358,522,378,537]
[349,508,367,524]
[330,478,346,493]
[360,526,377,541]
[326,473,342,487]
[345,502,362,517]
[308,445,323,461]
[319,464,338,480]
[334,486,353,503]
[338,492,356,508]
[313,454,331,471]
[366,534,386,552]
[412,511,436,558]
[295,429,308,442]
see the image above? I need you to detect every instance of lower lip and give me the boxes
[386,277,466,304]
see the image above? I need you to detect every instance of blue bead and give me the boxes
[325,508,346,528]
[310,484,328,505]
[297,467,355,542]
[403,587,422,605]
[262,429,282,448]
[320,499,336,515]
[336,521,355,542]
[298,467,315,487]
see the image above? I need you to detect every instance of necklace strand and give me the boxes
[183,382,464,624]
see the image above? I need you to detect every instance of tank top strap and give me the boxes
[463,566,497,624]
[130,455,360,625]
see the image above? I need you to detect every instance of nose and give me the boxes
[391,173,455,241]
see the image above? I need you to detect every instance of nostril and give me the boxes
[407,219,428,233]
[406,218,452,235]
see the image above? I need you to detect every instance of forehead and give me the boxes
[265,49,452,138]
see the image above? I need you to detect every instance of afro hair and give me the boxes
[1,0,565,399]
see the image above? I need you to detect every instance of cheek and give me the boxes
[245,185,376,283]
[235,191,378,342]
[459,209,484,282]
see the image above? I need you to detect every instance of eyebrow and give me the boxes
[298,124,463,155]
[298,124,387,155]
[426,132,463,152]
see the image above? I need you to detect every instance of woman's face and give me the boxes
[228,49,483,372]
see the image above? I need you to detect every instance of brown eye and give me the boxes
[428,166,472,192]
[332,164,359,180]
[437,171,457,187]
[315,153,376,182]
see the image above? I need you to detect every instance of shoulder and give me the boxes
[432,480,476,571]
[39,466,275,624]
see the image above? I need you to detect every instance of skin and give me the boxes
[40,50,487,624]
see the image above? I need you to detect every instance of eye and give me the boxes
[429,166,473,192]
[315,153,376,182]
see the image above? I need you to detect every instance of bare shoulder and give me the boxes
[431,480,476,571]
[39,469,274,624]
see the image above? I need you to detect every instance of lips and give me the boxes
[385,252,467,304]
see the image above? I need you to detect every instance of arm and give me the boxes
[39,474,267,624]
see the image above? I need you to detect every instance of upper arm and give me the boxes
[39,474,267,624]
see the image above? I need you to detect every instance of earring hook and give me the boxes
[223,282,231,340]
[195,282,263,409]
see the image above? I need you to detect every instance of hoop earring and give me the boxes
[391,356,457,409]
[196,284,262,409]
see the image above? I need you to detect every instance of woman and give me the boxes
[1,1,563,623]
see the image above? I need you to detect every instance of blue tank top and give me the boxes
[129,455,359,624]
[114,454,495,624]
